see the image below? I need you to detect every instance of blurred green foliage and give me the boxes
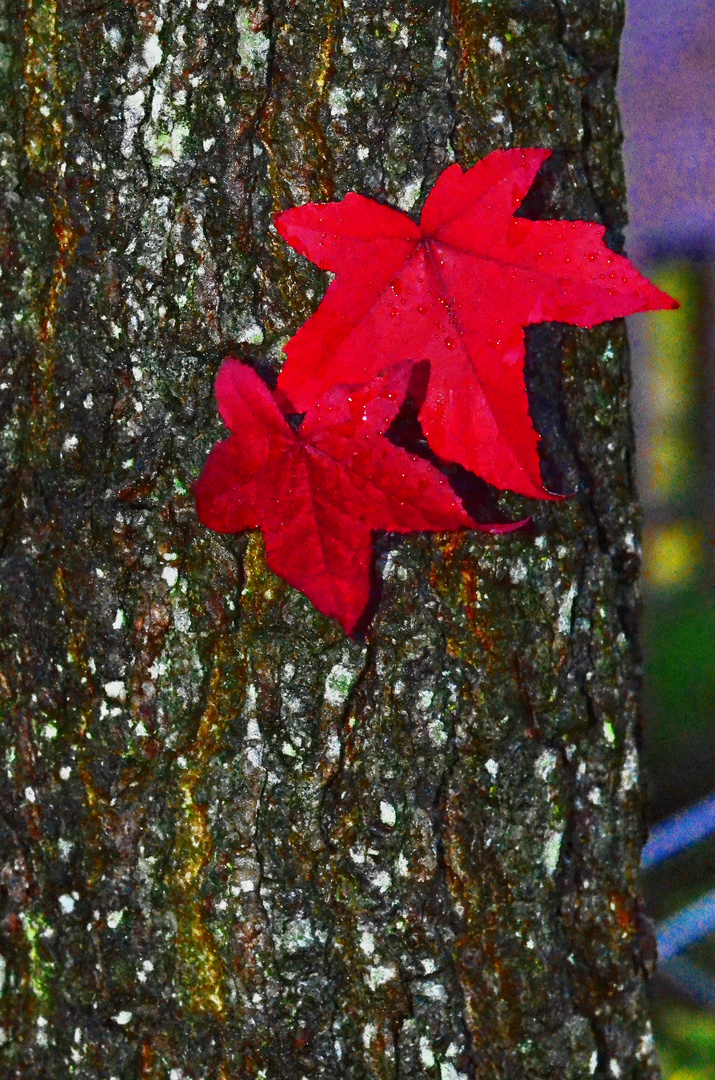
[643,589,715,817]
[635,236,714,1080]
[652,1000,715,1079]
[642,589,715,1073]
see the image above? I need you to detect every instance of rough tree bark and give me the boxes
[0,1,660,1077]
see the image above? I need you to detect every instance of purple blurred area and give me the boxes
[620,2,715,1054]
[620,0,715,256]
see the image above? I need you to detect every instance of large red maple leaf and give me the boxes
[275,148,677,499]
[195,359,518,633]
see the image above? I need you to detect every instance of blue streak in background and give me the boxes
[656,887,715,962]
[642,794,715,869]
[643,795,715,964]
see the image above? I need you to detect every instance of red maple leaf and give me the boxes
[275,148,677,499]
[195,359,519,633]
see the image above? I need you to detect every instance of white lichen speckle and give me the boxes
[619,742,639,794]
[329,86,348,117]
[365,963,395,990]
[372,871,391,893]
[535,749,557,782]
[235,10,270,69]
[234,316,264,346]
[326,732,341,762]
[282,918,313,952]
[59,894,75,914]
[428,718,448,745]
[557,580,578,636]
[149,120,189,170]
[396,178,422,212]
[543,829,564,875]
[104,680,126,701]
[324,662,357,708]
[143,34,162,70]
[380,801,396,827]
[112,1011,132,1026]
[417,689,433,711]
[107,910,123,929]
[162,566,178,588]
[441,1064,468,1080]
[639,1026,656,1057]
[359,931,375,956]
[420,1038,435,1068]
[434,37,448,66]
[488,36,504,54]
[485,758,498,779]
[510,559,528,584]
[121,90,145,159]
[104,25,122,50]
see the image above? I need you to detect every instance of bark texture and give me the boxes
[0,0,660,1077]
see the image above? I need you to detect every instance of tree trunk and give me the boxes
[0,1,660,1077]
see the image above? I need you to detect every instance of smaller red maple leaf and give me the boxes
[195,358,520,633]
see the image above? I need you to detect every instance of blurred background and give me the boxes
[620,0,715,1074]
